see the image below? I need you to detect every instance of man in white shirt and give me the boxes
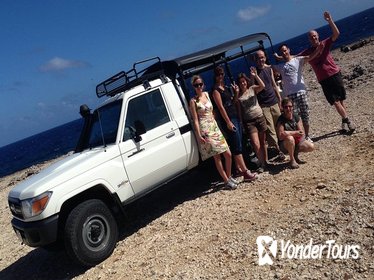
[273,44,321,142]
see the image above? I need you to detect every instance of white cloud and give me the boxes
[237,5,271,22]
[39,57,89,72]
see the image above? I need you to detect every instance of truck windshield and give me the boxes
[87,100,122,148]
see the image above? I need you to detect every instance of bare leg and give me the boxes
[233,154,247,174]
[250,132,266,167]
[222,150,232,179]
[259,131,268,165]
[340,100,347,111]
[303,122,310,138]
[334,100,348,118]
[295,140,315,164]
[298,140,315,153]
[213,154,229,183]
[283,136,299,169]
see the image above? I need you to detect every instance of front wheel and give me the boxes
[64,199,118,267]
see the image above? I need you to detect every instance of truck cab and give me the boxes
[76,72,200,202]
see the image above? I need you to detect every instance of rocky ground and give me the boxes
[0,38,373,280]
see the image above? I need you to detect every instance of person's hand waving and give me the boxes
[249,66,257,78]
[324,11,332,22]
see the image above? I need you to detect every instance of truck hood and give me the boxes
[9,146,119,200]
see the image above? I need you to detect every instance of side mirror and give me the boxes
[79,104,91,118]
[134,120,146,135]
[133,134,142,143]
[129,120,146,143]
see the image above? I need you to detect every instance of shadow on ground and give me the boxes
[0,147,303,279]
[0,161,220,280]
[312,130,352,142]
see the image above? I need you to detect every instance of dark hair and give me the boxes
[237,73,251,91]
[278,44,289,52]
[214,66,224,78]
[281,97,293,107]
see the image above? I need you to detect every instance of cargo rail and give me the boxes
[96,32,274,98]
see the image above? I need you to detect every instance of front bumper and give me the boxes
[11,214,59,247]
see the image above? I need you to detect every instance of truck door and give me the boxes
[119,88,188,194]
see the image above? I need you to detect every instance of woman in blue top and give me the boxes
[211,66,257,181]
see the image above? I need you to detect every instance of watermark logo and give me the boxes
[256,236,360,266]
[256,236,277,265]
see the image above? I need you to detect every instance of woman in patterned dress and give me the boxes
[189,75,238,189]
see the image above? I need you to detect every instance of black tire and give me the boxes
[64,199,118,267]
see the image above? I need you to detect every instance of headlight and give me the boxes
[21,191,52,219]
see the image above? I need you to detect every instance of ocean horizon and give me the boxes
[1,7,373,178]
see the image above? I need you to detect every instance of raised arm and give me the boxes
[324,11,340,42]
[273,52,283,61]
[231,81,244,124]
[250,67,265,94]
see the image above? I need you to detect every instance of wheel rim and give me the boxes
[82,214,110,251]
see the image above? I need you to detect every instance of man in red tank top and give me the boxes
[299,11,355,134]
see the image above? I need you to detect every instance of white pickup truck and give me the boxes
[8,33,274,266]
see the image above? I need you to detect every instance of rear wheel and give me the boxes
[64,199,118,267]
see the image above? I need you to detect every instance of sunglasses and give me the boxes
[193,83,204,88]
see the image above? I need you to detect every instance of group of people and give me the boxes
[189,11,355,189]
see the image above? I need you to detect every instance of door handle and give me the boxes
[166,132,175,138]
[128,148,145,158]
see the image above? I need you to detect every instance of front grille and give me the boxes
[8,197,24,219]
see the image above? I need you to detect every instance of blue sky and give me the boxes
[0,0,372,147]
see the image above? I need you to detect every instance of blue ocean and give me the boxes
[0,8,373,178]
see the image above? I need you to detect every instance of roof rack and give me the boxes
[95,57,165,98]
[96,32,274,98]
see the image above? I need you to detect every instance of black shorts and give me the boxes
[320,72,346,105]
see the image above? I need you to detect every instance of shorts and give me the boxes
[243,115,267,134]
[288,90,310,124]
[279,137,305,154]
[219,117,243,155]
[320,72,347,105]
